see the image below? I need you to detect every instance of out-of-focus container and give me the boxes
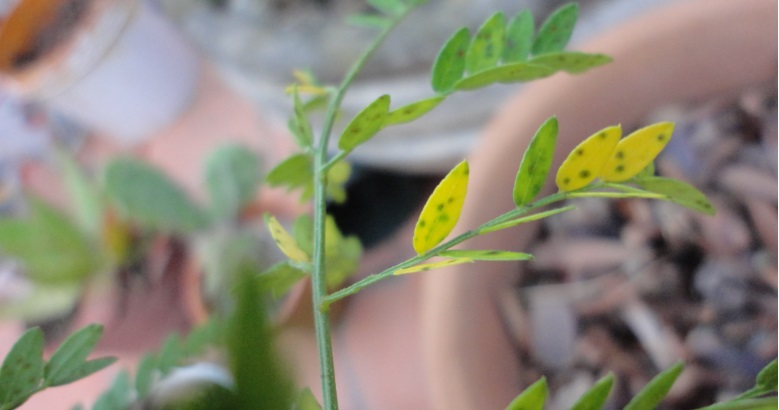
[0,0,199,143]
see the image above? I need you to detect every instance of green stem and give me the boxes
[323,191,572,307]
[310,8,416,410]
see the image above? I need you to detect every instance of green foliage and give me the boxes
[384,96,446,126]
[431,28,470,94]
[504,377,548,410]
[204,144,263,221]
[503,10,534,63]
[0,325,114,410]
[635,177,715,215]
[266,154,352,203]
[293,388,323,410]
[438,249,533,261]
[625,361,684,410]
[337,94,391,153]
[570,373,614,410]
[290,86,314,149]
[531,3,579,55]
[513,116,558,206]
[466,12,506,74]
[227,272,294,410]
[103,157,209,234]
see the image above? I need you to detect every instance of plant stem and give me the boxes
[310,9,416,410]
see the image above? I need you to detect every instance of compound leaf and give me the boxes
[513,116,558,206]
[532,3,578,55]
[413,160,469,254]
[555,125,621,192]
[338,94,391,152]
[503,10,534,63]
[466,12,506,74]
[431,28,470,94]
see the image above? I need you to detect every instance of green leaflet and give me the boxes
[502,10,534,63]
[294,388,323,410]
[92,370,132,410]
[413,160,469,254]
[635,177,715,215]
[0,197,104,284]
[292,215,362,289]
[465,12,506,74]
[513,116,558,206]
[103,157,209,234]
[368,0,405,16]
[439,249,533,261]
[480,206,575,234]
[0,328,44,409]
[257,261,309,299]
[570,373,615,410]
[431,27,470,94]
[338,94,391,152]
[384,96,446,126]
[625,362,684,410]
[204,144,262,221]
[394,258,473,275]
[266,153,313,200]
[44,324,116,387]
[347,14,392,30]
[289,85,314,149]
[55,147,103,238]
[528,52,612,74]
[454,63,554,91]
[532,3,579,55]
[504,377,548,410]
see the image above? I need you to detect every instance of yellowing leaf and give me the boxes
[600,122,674,182]
[413,160,469,254]
[555,125,621,191]
[394,258,473,275]
[265,214,310,262]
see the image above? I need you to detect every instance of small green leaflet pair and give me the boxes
[431,3,611,94]
[0,325,115,410]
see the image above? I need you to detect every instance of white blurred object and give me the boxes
[0,0,199,143]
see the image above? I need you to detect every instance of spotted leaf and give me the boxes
[465,12,506,74]
[265,214,310,263]
[532,3,578,55]
[394,258,473,275]
[385,96,446,126]
[528,52,612,74]
[480,206,575,234]
[337,94,391,152]
[502,10,534,63]
[454,63,554,91]
[555,125,621,191]
[600,122,674,182]
[439,249,533,261]
[413,160,469,254]
[431,28,470,94]
[513,116,558,207]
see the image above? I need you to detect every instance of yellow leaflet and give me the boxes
[600,122,674,182]
[394,258,473,275]
[265,214,310,262]
[413,160,469,254]
[555,125,621,191]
